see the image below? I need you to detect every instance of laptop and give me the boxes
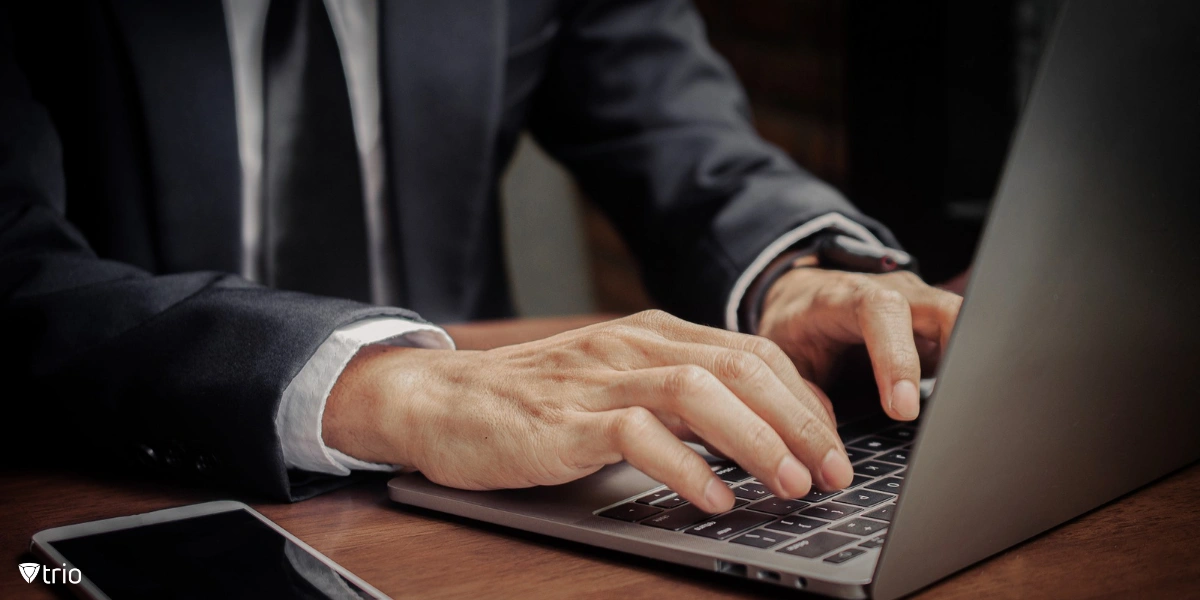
[388,2,1200,597]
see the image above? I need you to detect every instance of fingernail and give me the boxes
[776,455,812,498]
[891,380,920,420]
[821,448,853,489]
[704,478,731,512]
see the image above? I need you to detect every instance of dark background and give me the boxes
[585,0,1064,313]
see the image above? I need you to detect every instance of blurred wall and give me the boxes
[500,135,596,317]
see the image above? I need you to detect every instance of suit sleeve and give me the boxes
[0,12,425,501]
[529,0,901,326]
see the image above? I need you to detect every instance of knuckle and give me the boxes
[860,287,909,314]
[603,324,643,343]
[576,330,619,356]
[744,335,788,363]
[841,273,874,293]
[742,421,783,462]
[670,449,703,487]
[662,365,712,399]
[612,407,657,445]
[634,309,673,328]
[714,351,763,381]
[791,415,831,454]
[865,286,907,306]
[893,347,922,372]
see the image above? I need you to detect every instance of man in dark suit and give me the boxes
[1,0,960,510]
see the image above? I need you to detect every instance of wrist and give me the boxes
[750,253,821,332]
[322,345,429,469]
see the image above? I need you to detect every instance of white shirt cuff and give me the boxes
[724,212,889,332]
[276,317,456,476]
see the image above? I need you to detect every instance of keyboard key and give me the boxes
[865,477,904,494]
[653,495,688,508]
[849,474,871,488]
[799,502,862,521]
[732,481,772,501]
[865,505,895,522]
[877,449,910,465]
[830,518,888,537]
[853,461,903,477]
[844,447,871,463]
[687,510,774,540]
[824,547,867,564]
[713,464,752,483]
[765,515,827,535]
[837,418,887,442]
[636,490,675,505]
[859,535,887,549]
[878,426,916,442]
[599,503,662,522]
[748,497,809,515]
[847,437,903,452]
[800,488,838,502]
[777,532,857,558]
[730,529,795,549]
[835,490,893,508]
[641,504,712,530]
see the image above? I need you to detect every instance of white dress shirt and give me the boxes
[220,0,885,478]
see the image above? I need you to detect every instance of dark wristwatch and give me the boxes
[738,233,917,333]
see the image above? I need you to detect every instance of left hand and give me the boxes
[757,266,963,421]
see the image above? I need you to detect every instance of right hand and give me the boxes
[322,310,853,514]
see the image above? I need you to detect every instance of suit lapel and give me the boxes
[107,0,241,274]
[379,0,506,320]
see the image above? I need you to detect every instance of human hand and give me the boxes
[757,267,963,422]
[322,310,854,513]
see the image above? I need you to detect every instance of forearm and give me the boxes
[530,0,900,326]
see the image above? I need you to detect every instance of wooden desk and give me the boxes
[3,316,1197,599]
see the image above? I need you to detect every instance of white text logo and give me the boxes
[18,563,39,584]
[18,562,81,584]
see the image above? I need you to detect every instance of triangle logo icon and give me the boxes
[18,563,40,584]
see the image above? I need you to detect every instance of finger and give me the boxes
[630,309,838,435]
[806,379,837,425]
[612,358,850,495]
[915,290,962,351]
[586,407,734,513]
[612,366,815,498]
[852,286,923,421]
[879,272,963,351]
[616,311,850,489]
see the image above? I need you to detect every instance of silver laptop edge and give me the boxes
[870,1,1200,597]
[390,1,1200,597]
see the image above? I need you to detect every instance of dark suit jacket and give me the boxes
[0,0,897,500]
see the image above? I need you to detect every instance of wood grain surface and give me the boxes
[3,316,1197,599]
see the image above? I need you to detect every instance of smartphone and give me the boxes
[29,500,389,599]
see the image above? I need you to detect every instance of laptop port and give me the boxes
[795,576,808,589]
[715,560,747,577]
[756,570,781,582]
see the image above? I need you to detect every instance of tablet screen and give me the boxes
[50,508,378,599]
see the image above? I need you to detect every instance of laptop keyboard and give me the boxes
[596,419,914,566]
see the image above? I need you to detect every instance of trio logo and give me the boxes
[18,562,82,584]
[18,563,39,583]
